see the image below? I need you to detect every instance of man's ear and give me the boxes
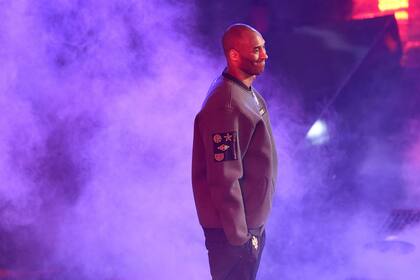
[229,49,240,62]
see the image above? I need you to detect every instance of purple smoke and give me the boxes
[0,0,219,278]
[1,0,420,279]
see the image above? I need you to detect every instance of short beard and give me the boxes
[239,56,265,76]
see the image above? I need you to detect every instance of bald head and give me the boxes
[222,24,260,57]
[221,23,268,78]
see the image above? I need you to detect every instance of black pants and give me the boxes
[204,228,266,280]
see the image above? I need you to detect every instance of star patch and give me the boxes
[212,131,238,162]
[224,133,233,141]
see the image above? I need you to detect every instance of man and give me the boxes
[192,23,278,280]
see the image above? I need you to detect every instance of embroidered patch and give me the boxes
[214,153,225,161]
[212,131,238,162]
[213,134,222,143]
[217,144,230,151]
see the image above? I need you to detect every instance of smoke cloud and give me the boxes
[0,0,220,278]
[1,0,419,279]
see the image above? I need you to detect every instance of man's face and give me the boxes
[236,32,268,76]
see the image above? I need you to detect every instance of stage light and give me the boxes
[306,119,329,145]
[395,10,409,20]
[378,0,409,12]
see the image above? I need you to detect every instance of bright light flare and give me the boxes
[306,119,329,145]
[395,10,409,20]
[378,0,409,11]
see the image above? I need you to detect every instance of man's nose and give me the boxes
[261,48,268,60]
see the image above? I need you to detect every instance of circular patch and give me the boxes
[214,153,225,162]
[213,134,222,143]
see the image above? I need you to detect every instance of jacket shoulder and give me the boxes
[201,78,256,115]
[201,77,234,112]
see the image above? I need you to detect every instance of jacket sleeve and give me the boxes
[199,106,255,245]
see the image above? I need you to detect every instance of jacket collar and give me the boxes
[222,69,252,92]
